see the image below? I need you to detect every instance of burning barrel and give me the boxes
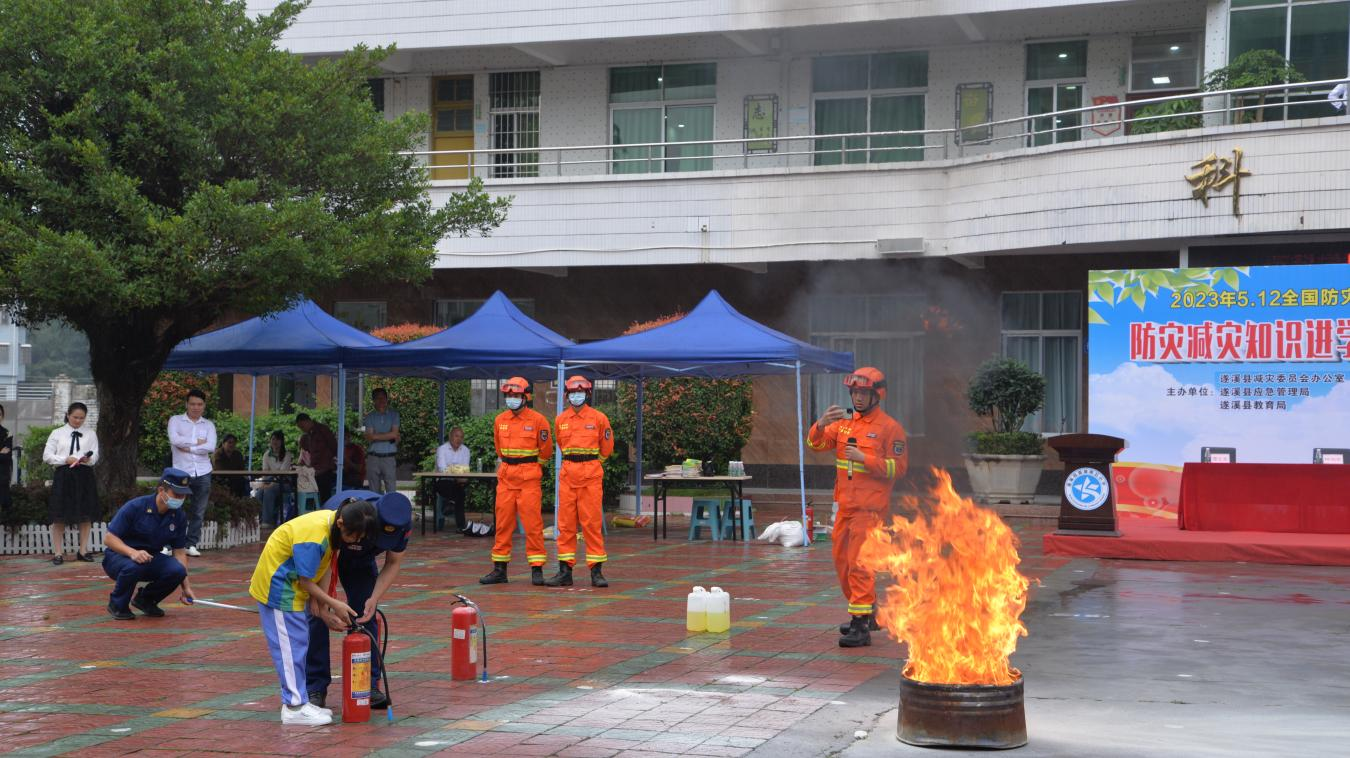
[858,470,1032,750]
[898,673,1026,749]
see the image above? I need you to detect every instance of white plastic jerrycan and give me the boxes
[686,586,708,632]
[706,587,731,633]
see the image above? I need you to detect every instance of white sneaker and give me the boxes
[280,702,332,726]
[160,547,171,556]
[186,546,202,557]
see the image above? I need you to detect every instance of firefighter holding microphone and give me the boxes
[807,367,908,648]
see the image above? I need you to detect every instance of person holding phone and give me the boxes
[805,368,908,648]
[43,402,101,565]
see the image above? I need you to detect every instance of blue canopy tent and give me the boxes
[561,290,854,543]
[165,299,391,491]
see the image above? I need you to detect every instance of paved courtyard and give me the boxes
[0,506,1346,757]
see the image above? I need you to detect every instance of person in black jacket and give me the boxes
[0,404,12,513]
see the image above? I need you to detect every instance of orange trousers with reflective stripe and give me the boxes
[833,508,881,616]
[491,481,546,567]
[556,473,606,566]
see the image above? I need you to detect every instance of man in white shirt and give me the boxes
[434,427,471,532]
[362,388,400,494]
[167,389,217,556]
[1330,81,1348,113]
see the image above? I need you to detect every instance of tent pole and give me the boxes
[796,361,810,547]
[247,375,257,471]
[554,363,564,531]
[438,380,447,442]
[336,365,346,493]
[634,377,644,517]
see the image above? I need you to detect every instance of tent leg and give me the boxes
[336,365,346,493]
[634,378,644,517]
[554,363,564,530]
[796,361,809,547]
[438,380,447,443]
[247,376,257,471]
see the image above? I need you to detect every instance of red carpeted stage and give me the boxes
[1044,516,1350,566]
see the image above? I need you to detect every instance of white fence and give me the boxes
[0,520,260,555]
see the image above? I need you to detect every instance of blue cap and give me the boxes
[323,489,411,551]
[372,492,412,551]
[159,467,193,495]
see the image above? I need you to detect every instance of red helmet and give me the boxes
[844,367,887,402]
[500,376,530,395]
[564,375,593,392]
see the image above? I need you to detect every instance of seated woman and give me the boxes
[214,434,248,498]
[254,431,294,527]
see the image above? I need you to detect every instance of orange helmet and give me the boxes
[500,376,530,395]
[564,375,593,392]
[844,367,887,401]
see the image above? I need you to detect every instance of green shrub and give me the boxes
[612,378,753,476]
[22,424,59,484]
[1130,98,1202,135]
[3,480,258,530]
[969,431,1046,456]
[967,358,1046,456]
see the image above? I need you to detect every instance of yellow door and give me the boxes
[432,76,474,180]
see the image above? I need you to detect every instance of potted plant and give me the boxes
[963,358,1047,504]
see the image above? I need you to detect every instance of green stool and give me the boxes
[688,499,723,541]
[718,500,755,541]
[296,492,321,514]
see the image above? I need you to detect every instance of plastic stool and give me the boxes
[688,499,723,541]
[296,492,321,514]
[719,500,755,541]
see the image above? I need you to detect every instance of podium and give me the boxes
[1048,434,1125,536]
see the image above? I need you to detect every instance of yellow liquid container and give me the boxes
[686,586,708,632]
[706,587,731,633]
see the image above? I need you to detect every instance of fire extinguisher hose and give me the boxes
[354,609,393,722]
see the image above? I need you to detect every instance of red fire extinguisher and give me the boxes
[805,505,815,537]
[451,604,478,681]
[342,626,373,723]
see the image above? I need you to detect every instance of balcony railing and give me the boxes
[404,79,1348,181]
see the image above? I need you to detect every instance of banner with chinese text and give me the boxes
[1088,264,1350,517]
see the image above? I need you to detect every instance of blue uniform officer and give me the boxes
[102,468,197,620]
[305,489,411,709]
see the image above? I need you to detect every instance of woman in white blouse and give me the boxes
[42,402,100,565]
[254,430,294,527]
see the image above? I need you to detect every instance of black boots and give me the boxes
[544,562,573,587]
[479,562,508,584]
[839,615,872,648]
[590,564,608,588]
[531,566,545,586]
[838,614,881,635]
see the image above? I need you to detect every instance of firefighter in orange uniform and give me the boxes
[545,376,615,589]
[806,367,908,648]
[479,377,553,586]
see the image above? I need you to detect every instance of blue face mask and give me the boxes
[166,496,185,510]
[568,392,587,407]
[505,396,524,410]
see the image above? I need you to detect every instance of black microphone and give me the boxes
[846,437,857,480]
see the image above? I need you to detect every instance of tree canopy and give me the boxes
[0,0,510,487]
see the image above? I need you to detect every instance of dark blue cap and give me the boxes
[160,467,192,495]
[323,489,411,550]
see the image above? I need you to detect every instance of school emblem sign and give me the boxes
[1090,95,1122,136]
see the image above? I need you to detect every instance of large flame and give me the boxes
[859,468,1030,686]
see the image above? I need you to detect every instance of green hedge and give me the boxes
[968,431,1045,456]
[23,424,59,484]
[613,378,753,476]
[2,480,260,531]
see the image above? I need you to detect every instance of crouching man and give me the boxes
[102,468,197,620]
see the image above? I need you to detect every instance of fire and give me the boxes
[859,468,1030,686]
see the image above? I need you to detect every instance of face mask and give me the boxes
[505,396,524,410]
[568,392,587,407]
[166,497,185,510]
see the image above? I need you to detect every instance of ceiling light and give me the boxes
[1152,76,1172,85]
[1169,45,1181,52]
[1058,53,1068,59]
[677,123,685,128]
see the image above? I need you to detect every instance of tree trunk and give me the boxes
[85,317,192,493]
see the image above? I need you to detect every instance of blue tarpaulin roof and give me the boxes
[344,291,573,379]
[562,290,853,378]
[164,299,389,376]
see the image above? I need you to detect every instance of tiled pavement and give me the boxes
[0,505,1069,757]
